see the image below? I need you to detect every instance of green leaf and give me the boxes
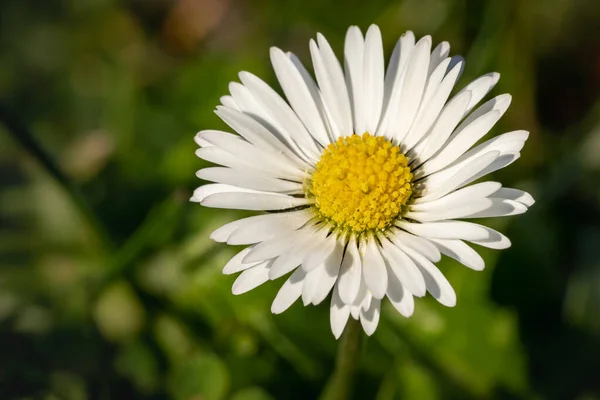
[115,341,159,394]
[168,353,230,400]
[230,387,275,400]
[93,281,145,342]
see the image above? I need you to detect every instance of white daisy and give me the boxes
[191,25,534,338]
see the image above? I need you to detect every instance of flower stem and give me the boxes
[320,318,362,400]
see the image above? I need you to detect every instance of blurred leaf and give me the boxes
[13,305,52,334]
[230,387,275,400]
[154,313,196,365]
[49,371,88,400]
[168,353,230,400]
[115,340,159,394]
[397,360,440,400]
[94,281,145,342]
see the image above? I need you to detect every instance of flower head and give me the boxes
[192,25,534,338]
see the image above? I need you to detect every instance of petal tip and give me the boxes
[366,24,381,35]
[269,46,284,59]
[445,298,457,307]
[231,285,244,295]
[331,323,345,339]
[271,303,283,314]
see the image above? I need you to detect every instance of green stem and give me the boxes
[321,318,362,400]
[0,105,114,251]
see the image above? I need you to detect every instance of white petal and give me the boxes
[190,183,259,203]
[429,238,485,271]
[428,41,450,76]
[310,240,344,305]
[271,267,306,314]
[202,192,310,211]
[419,151,500,202]
[391,36,431,143]
[299,234,336,304]
[421,94,510,175]
[362,25,384,133]
[287,52,336,142]
[229,82,270,118]
[397,220,494,241]
[220,95,240,111]
[361,290,372,312]
[377,31,415,138]
[222,246,260,275]
[302,233,337,272]
[491,187,535,207]
[344,26,365,134]
[302,266,318,306]
[464,198,527,218]
[194,137,213,148]
[269,253,303,280]
[197,167,303,193]
[195,145,302,183]
[359,297,381,336]
[468,152,520,184]
[196,147,270,177]
[386,267,415,317]
[239,71,320,159]
[330,285,351,339]
[403,58,464,151]
[361,238,388,299]
[270,47,330,147]
[194,130,238,147]
[228,81,265,117]
[232,260,272,295]
[212,215,267,244]
[351,279,369,318]
[469,227,511,249]
[388,229,441,262]
[226,210,312,245]
[211,210,307,244]
[468,129,529,154]
[310,35,353,136]
[400,246,456,307]
[401,222,510,252]
[268,229,327,279]
[195,130,240,147]
[413,181,502,207]
[456,72,501,115]
[210,220,241,243]
[422,130,528,187]
[405,199,493,222]
[379,238,426,297]
[337,236,362,304]
[215,107,308,169]
[414,57,453,123]
[411,90,472,165]
[197,129,306,180]
[227,82,311,164]
[244,226,310,263]
[457,93,512,131]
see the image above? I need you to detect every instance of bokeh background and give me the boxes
[1,0,600,399]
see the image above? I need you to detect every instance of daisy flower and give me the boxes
[191,25,534,338]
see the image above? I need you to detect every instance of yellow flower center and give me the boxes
[306,133,413,233]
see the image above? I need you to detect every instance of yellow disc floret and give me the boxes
[307,133,413,233]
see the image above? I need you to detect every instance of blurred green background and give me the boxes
[1,0,599,399]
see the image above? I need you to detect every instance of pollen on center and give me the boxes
[306,132,413,233]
